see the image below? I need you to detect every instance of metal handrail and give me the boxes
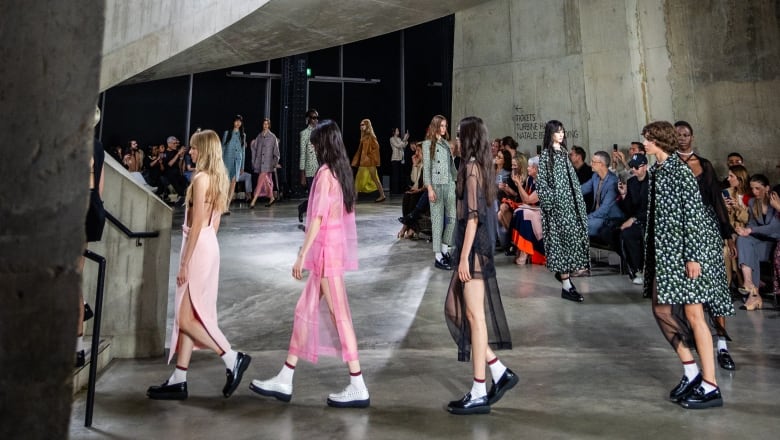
[83,249,106,428]
[105,210,159,246]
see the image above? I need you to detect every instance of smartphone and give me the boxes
[536,145,542,155]
[722,189,731,199]
[613,143,618,152]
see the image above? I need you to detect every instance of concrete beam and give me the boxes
[102,0,492,90]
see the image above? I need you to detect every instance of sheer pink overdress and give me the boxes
[168,209,231,363]
[289,165,359,363]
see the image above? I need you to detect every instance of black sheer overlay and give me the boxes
[445,162,512,362]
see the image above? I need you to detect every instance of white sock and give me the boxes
[350,372,366,390]
[561,278,573,290]
[683,361,699,381]
[221,349,238,371]
[76,336,85,352]
[168,366,187,385]
[717,337,728,352]
[435,252,444,261]
[277,362,295,385]
[701,379,717,393]
[441,244,449,255]
[488,358,507,383]
[470,379,487,399]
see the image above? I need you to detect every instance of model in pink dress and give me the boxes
[250,120,369,408]
[147,129,251,400]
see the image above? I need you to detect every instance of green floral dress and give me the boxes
[645,154,734,316]
[536,147,590,273]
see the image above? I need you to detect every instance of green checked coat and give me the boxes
[644,154,735,316]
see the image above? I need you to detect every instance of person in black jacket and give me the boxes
[616,154,649,285]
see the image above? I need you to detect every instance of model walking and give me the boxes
[250,120,370,408]
[536,120,590,302]
[222,115,246,214]
[147,129,251,400]
[444,116,516,415]
[643,121,731,409]
[423,115,457,270]
[352,118,386,202]
[249,118,280,208]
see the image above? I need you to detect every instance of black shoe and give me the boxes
[434,257,452,270]
[717,349,736,370]
[487,368,519,405]
[554,272,562,282]
[680,386,723,409]
[447,392,490,415]
[669,373,701,402]
[561,286,583,302]
[223,352,251,398]
[147,380,188,400]
[75,350,86,368]
[443,252,453,265]
[83,303,94,321]
[504,246,516,257]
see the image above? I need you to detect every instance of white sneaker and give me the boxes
[249,376,292,402]
[326,384,370,408]
[632,274,644,285]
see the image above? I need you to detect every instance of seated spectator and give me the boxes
[735,174,780,311]
[501,136,518,159]
[147,145,166,197]
[615,154,649,284]
[490,138,501,161]
[498,155,526,231]
[161,136,188,206]
[569,146,593,209]
[508,156,543,265]
[611,141,645,177]
[721,152,745,188]
[771,184,780,298]
[580,150,624,239]
[723,164,751,288]
[182,145,197,182]
[398,142,426,238]
[495,149,512,192]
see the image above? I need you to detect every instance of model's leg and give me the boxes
[679,303,723,408]
[321,276,369,408]
[429,186,446,263]
[371,167,385,201]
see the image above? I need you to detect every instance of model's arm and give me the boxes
[292,173,329,280]
[458,172,479,283]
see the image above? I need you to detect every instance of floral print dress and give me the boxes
[536,147,590,273]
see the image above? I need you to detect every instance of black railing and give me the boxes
[105,210,159,246]
[82,210,160,427]
[83,249,105,428]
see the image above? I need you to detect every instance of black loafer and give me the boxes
[487,369,519,405]
[147,380,188,400]
[223,352,251,398]
[561,286,583,302]
[680,386,723,409]
[75,350,86,368]
[669,373,701,402]
[717,349,736,371]
[434,258,452,270]
[447,392,490,415]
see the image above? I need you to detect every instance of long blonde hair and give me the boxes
[360,118,376,139]
[185,130,229,212]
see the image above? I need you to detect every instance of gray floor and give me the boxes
[70,196,780,439]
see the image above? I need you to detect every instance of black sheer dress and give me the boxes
[444,161,512,362]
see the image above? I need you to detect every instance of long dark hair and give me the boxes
[310,120,356,213]
[225,114,246,146]
[456,116,496,205]
[542,120,567,185]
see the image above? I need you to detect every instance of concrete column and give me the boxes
[0,1,105,438]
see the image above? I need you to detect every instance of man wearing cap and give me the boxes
[616,154,650,285]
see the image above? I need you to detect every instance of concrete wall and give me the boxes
[453,0,780,181]
[0,1,105,438]
[82,157,173,358]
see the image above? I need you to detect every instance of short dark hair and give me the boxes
[631,141,645,152]
[727,152,743,161]
[674,120,693,135]
[570,146,586,160]
[501,136,518,150]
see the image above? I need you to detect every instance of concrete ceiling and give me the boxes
[121,0,491,86]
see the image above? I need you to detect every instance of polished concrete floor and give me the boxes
[70,195,780,439]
